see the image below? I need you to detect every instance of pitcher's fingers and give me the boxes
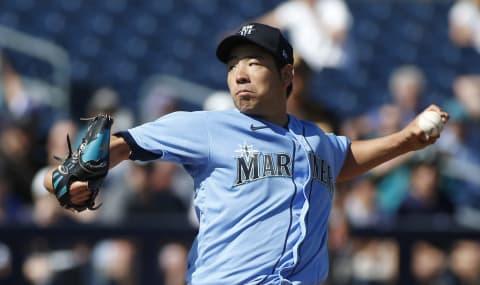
[440,111,449,123]
[70,189,92,203]
[71,194,91,205]
[426,104,441,112]
[69,181,89,194]
[425,104,449,123]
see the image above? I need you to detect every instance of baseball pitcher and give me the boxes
[44,23,448,284]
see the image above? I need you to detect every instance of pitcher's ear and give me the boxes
[281,64,294,88]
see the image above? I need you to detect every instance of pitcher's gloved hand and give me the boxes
[51,114,113,212]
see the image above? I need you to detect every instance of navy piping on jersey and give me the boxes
[257,139,297,285]
[114,131,162,161]
[287,126,316,277]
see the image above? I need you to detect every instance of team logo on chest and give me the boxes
[234,142,292,186]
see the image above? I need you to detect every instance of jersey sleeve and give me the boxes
[121,111,209,166]
[325,133,351,179]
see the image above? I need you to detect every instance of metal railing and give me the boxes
[0,25,71,110]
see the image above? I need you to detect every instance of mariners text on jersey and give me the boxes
[234,144,334,195]
[234,143,292,186]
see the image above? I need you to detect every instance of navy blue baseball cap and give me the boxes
[216,23,294,66]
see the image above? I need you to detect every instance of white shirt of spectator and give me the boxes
[449,0,480,53]
[274,0,352,70]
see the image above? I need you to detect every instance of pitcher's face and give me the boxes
[226,44,290,119]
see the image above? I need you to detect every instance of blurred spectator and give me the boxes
[0,243,11,279]
[449,0,480,52]
[139,84,180,123]
[203,90,234,111]
[30,118,93,226]
[365,153,412,215]
[0,52,47,121]
[22,242,91,285]
[0,53,32,119]
[397,161,454,217]
[439,0,480,222]
[453,75,480,120]
[345,65,428,214]
[158,243,188,285]
[256,0,354,71]
[0,52,57,168]
[448,240,480,285]
[124,162,188,225]
[375,104,403,137]
[327,183,353,285]
[0,171,21,224]
[0,122,36,210]
[353,65,427,138]
[84,86,134,133]
[287,55,339,132]
[287,55,313,119]
[350,239,398,285]
[91,239,138,285]
[329,183,350,247]
[439,0,480,226]
[411,241,449,285]
[387,65,426,124]
[91,160,190,285]
[344,176,382,227]
[437,77,480,229]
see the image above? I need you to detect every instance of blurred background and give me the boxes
[0,0,479,284]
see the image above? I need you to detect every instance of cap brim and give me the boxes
[216,35,263,63]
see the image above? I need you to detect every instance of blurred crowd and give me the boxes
[0,0,480,285]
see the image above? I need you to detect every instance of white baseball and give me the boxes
[418,110,443,137]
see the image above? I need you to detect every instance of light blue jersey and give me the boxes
[120,109,350,285]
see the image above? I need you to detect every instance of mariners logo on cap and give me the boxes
[238,24,255,36]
